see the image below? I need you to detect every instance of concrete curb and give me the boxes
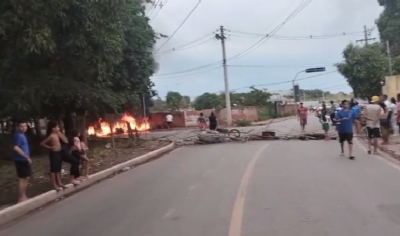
[0,142,175,226]
[356,137,400,167]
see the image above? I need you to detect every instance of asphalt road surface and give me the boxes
[2,115,400,235]
[143,115,322,140]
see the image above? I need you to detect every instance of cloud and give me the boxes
[149,0,384,99]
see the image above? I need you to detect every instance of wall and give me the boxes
[184,109,215,127]
[279,103,297,116]
[150,111,185,128]
[218,106,259,124]
[384,75,400,99]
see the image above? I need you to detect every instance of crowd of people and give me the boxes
[13,120,90,203]
[298,94,400,160]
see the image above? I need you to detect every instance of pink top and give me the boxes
[298,107,308,119]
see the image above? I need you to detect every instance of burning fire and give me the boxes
[88,113,150,137]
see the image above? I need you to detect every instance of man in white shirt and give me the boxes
[166,113,173,130]
[364,96,383,154]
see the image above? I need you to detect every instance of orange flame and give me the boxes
[88,113,150,137]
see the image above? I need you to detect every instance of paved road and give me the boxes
[2,116,400,235]
[143,115,321,140]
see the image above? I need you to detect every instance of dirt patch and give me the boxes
[0,138,170,208]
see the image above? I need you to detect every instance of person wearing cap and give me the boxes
[297,102,308,133]
[364,96,383,154]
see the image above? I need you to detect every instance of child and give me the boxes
[70,130,90,179]
[41,121,80,190]
[320,115,330,140]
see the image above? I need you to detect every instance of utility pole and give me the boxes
[386,40,393,76]
[215,26,232,126]
[356,25,376,46]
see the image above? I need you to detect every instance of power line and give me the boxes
[154,0,202,53]
[227,0,312,61]
[152,65,222,78]
[227,71,338,92]
[227,31,364,40]
[356,25,376,46]
[152,0,311,77]
[151,0,167,20]
[155,33,215,55]
[228,64,335,69]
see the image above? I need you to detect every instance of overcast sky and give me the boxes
[147,0,383,100]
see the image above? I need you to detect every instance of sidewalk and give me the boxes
[378,136,400,161]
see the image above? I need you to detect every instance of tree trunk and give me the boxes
[33,118,43,140]
[63,110,75,137]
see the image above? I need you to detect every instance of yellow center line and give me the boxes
[228,144,269,236]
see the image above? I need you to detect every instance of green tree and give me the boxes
[376,0,400,56]
[193,93,222,110]
[221,87,271,107]
[166,91,183,110]
[336,43,387,99]
[180,95,191,108]
[0,0,158,136]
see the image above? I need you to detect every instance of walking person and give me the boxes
[297,102,308,133]
[334,100,355,159]
[364,96,383,154]
[166,113,173,130]
[329,101,336,125]
[351,102,361,135]
[197,113,207,130]
[208,112,218,130]
[13,120,32,203]
[319,115,330,140]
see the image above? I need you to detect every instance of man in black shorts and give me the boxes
[13,120,32,202]
[334,100,355,159]
[364,96,383,154]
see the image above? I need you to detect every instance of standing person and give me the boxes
[166,113,173,130]
[70,130,90,179]
[329,101,336,125]
[335,100,355,159]
[319,115,330,140]
[379,95,390,144]
[321,101,327,117]
[41,121,80,190]
[13,120,32,203]
[208,112,218,130]
[397,93,400,134]
[388,97,396,134]
[197,113,207,130]
[351,102,361,135]
[364,96,383,154]
[297,102,308,133]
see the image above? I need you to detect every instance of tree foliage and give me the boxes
[336,43,387,98]
[192,87,271,110]
[0,0,158,133]
[165,91,183,111]
[193,93,221,110]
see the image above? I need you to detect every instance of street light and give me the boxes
[292,67,326,102]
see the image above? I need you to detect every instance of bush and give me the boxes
[235,119,252,127]
[257,108,270,121]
